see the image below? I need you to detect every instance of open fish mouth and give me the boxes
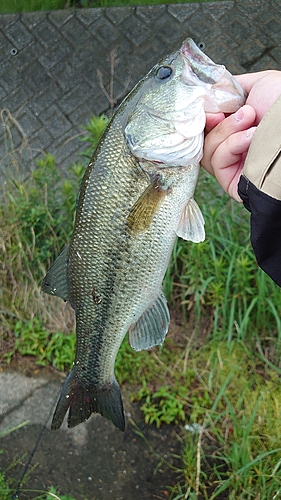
[180,38,246,112]
[180,38,223,85]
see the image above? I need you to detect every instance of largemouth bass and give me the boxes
[42,39,246,431]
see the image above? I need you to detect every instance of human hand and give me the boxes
[201,70,281,201]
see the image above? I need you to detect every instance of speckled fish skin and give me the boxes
[42,39,246,431]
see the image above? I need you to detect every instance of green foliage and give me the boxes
[2,112,281,500]
[0,0,65,14]
[74,0,222,7]
[0,467,81,500]
[137,383,187,427]
[0,421,29,438]
[166,340,281,499]
[79,114,110,159]
[44,486,79,499]
[1,154,84,299]
[5,318,75,370]
[0,112,108,369]
[0,0,227,14]
[166,173,281,346]
[116,335,281,498]
[0,472,12,500]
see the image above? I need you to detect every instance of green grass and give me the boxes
[44,486,80,499]
[0,0,65,14]
[78,0,222,7]
[166,341,281,498]
[2,111,281,499]
[0,471,13,500]
[0,478,80,500]
[0,0,224,15]
[0,448,79,499]
[4,318,76,370]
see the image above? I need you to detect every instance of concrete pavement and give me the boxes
[0,1,281,175]
[0,369,182,499]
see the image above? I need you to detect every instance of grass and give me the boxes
[0,474,80,500]
[0,0,65,14]
[0,0,224,15]
[2,109,281,499]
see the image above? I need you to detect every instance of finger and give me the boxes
[210,127,256,201]
[202,105,256,175]
[235,70,280,94]
[240,72,281,123]
[205,112,225,133]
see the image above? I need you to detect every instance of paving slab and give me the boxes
[0,372,60,431]
[0,372,48,418]
[0,1,280,178]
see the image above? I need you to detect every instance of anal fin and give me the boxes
[129,291,170,351]
[176,198,205,243]
[41,244,69,301]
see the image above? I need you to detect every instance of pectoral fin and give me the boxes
[129,291,170,351]
[176,198,205,242]
[41,244,69,301]
[127,180,169,233]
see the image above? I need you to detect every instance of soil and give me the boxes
[0,357,184,500]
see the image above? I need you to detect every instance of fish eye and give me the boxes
[156,66,173,80]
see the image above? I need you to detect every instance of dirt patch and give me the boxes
[0,361,183,500]
[2,416,182,500]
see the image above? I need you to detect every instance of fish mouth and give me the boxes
[180,38,223,85]
[180,38,246,112]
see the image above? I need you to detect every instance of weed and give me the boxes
[0,111,98,364]
[0,421,29,438]
[44,486,80,499]
[168,172,281,354]
[0,0,65,14]
[79,114,110,159]
[4,318,75,370]
[137,383,187,427]
[0,157,80,341]
[97,49,131,114]
[0,471,12,500]
[2,107,281,500]
[0,0,223,15]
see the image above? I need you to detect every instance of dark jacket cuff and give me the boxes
[238,174,281,287]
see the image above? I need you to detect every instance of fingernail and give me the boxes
[234,108,244,122]
[246,126,256,138]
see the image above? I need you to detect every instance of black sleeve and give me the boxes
[238,174,281,287]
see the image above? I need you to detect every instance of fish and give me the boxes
[42,38,246,431]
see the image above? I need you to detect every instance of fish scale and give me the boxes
[42,38,246,431]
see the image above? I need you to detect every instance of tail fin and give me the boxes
[51,370,125,431]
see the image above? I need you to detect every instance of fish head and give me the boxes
[125,38,246,167]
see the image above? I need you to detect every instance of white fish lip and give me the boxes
[180,38,222,84]
[180,38,246,112]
